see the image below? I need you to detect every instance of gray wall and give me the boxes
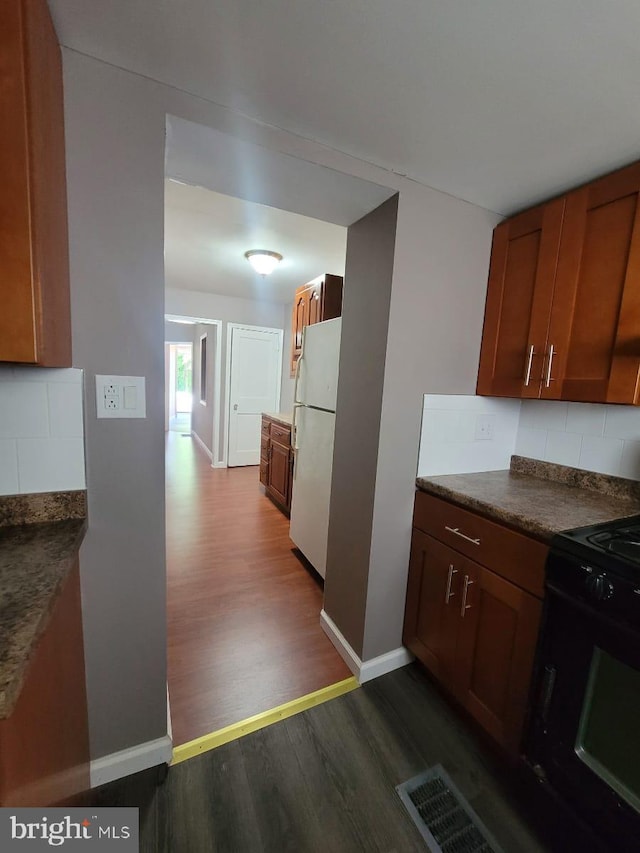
[191,323,216,453]
[164,320,194,343]
[62,48,498,762]
[64,58,167,757]
[324,196,398,656]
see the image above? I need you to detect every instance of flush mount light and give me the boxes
[244,249,283,276]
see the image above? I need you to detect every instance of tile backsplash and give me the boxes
[515,400,640,479]
[0,366,85,496]
[417,395,522,476]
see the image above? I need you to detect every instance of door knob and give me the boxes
[233,403,238,411]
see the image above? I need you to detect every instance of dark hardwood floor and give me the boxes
[92,665,552,852]
[166,431,351,746]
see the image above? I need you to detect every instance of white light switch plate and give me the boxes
[96,375,146,418]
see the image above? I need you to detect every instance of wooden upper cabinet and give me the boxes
[476,199,565,397]
[548,162,640,404]
[290,274,343,376]
[477,159,640,404]
[0,0,71,366]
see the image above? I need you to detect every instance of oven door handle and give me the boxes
[538,664,557,724]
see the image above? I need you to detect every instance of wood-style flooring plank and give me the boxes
[165,431,350,745]
[92,665,552,853]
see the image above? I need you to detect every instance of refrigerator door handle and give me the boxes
[292,348,305,451]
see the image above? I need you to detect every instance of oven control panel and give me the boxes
[547,552,640,629]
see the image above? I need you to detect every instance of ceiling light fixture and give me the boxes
[244,249,283,276]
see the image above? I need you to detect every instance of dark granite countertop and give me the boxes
[0,492,87,720]
[416,456,640,542]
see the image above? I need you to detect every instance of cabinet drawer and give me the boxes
[270,422,291,445]
[413,491,546,598]
[261,417,271,436]
[260,435,270,458]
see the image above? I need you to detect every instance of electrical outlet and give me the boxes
[96,375,146,419]
[475,414,496,441]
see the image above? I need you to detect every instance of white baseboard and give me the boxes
[191,429,213,461]
[90,735,173,788]
[211,459,226,469]
[320,609,413,684]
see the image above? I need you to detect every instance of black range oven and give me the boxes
[525,515,640,851]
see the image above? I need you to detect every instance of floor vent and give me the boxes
[396,766,503,853]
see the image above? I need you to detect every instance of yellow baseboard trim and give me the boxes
[171,676,359,766]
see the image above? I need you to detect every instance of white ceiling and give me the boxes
[164,180,347,303]
[50,0,640,215]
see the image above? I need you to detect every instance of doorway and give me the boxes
[167,343,193,433]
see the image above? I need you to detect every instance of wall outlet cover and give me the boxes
[475,413,496,441]
[96,375,146,419]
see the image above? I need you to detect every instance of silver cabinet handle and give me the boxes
[524,344,535,386]
[445,526,481,546]
[445,564,458,604]
[461,575,474,617]
[545,344,555,388]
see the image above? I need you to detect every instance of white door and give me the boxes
[228,325,282,467]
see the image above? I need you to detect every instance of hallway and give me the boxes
[166,431,351,746]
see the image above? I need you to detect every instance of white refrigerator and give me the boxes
[289,317,342,579]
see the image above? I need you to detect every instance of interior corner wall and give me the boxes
[324,195,399,658]
[191,323,215,454]
[361,186,500,661]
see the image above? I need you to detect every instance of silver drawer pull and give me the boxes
[545,343,555,388]
[461,575,474,617]
[524,344,535,386]
[445,526,481,546]
[445,564,458,604]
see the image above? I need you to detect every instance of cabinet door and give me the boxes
[454,564,542,756]
[477,199,565,398]
[267,440,290,507]
[548,162,640,403]
[0,0,71,366]
[307,282,323,327]
[403,531,463,688]
[290,287,310,375]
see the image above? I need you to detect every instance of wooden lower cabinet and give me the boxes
[260,415,293,513]
[404,498,544,758]
[0,558,89,806]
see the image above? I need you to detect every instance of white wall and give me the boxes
[515,400,640,479]
[61,48,498,764]
[0,366,85,496]
[417,395,521,477]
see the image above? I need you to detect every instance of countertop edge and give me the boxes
[262,411,293,428]
[415,478,553,542]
